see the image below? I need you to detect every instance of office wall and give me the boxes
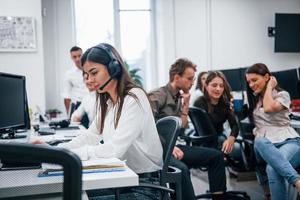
[156,0,300,86]
[42,0,76,114]
[0,0,46,111]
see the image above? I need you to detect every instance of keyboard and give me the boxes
[46,139,65,146]
[290,113,300,121]
[0,160,41,171]
[38,127,55,135]
[53,126,80,130]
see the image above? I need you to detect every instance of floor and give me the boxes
[190,168,265,200]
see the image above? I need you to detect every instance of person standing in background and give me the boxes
[62,46,88,116]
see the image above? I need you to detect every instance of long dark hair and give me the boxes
[196,71,207,91]
[81,43,142,133]
[203,71,232,113]
[245,63,282,121]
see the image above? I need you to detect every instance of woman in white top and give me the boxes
[190,71,207,105]
[34,43,163,174]
[71,89,96,126]
[245,63,300,200]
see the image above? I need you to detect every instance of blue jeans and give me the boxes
[254,137,300,200]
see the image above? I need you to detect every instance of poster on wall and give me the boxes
[0,16,36,52]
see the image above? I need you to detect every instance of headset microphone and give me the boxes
[99,77,113,90]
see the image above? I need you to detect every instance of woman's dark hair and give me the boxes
[245,63,282,122]
[81,43,142,133]
[196,71,208,91]
[203,71,232,113]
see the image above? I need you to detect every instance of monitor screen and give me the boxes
[0,73,26,131]
[275,13,300,52]
[272,68,300,100]
[220,68,244,91]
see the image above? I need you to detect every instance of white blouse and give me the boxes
[71,91,96,125]
[253,90,299,143]
[61,67,88,102]
[59,88,163,174]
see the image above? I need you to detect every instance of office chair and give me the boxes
[129,116,182,200]
[156,116,182,200]
[186,107,251,200]
[184,107,218,147]
[0,142,82,200]
[89,116,182,200]
[188,107,254,172]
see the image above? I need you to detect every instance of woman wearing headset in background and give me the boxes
[245,63,300,200]
[33,43,163,175]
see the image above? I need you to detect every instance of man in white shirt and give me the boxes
[62,46,88,116]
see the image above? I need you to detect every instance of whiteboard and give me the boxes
[0,16,37,52]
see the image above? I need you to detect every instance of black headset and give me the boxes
[92,44,122,79]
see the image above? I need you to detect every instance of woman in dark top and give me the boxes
[194,71,239,154]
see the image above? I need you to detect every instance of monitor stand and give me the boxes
[0,129,27,139]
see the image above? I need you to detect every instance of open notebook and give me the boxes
[38,158,126,177]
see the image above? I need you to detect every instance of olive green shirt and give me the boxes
[148,83,182,121]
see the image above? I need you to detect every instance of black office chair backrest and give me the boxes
[0,143,82,200]
[189,107,217,137]
[156,116,182,174]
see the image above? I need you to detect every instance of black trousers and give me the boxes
[169,145,227,200]
[70,102,89,129]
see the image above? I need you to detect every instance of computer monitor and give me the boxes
[0,72,30,139]
[272,68,300,100]
[220,68,244,91]
[275,13,300,52]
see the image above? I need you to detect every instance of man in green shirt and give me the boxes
[149,58,227,200]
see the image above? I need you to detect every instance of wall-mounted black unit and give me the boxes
[274,13,300,52]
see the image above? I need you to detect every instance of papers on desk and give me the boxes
[38,158,126,177]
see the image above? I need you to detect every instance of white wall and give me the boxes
[1,0,299,113]
[156,0,300,86]
[42,0,76,114]
[0,0,46,111]
[211,0,300,71]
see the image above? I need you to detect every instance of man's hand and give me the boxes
[181,92,190,115]
[172,146,184,160]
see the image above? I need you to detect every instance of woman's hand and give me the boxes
[71,116,81,123]
[230,97,234,111]
[222,136,235,154]
[267,76,277,90]
[31,139,46,145]
[172,146,184,160]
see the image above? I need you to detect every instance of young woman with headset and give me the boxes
[33,43,163,175]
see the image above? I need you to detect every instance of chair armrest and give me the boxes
[137,182,175,194]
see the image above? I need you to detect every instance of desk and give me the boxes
[0,125,84,144]
[0,126,139,199]
[0,165,138,198]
